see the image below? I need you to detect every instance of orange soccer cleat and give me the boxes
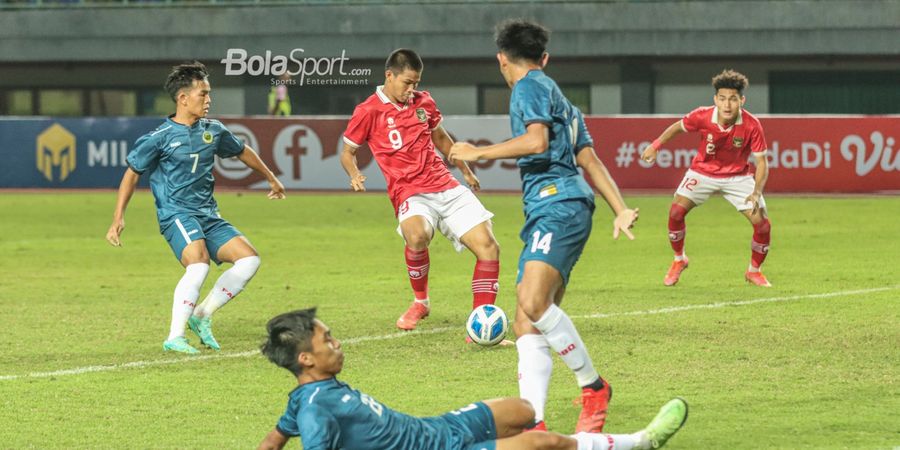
[664,258,689,286]
[575,381,613,433]
[745,271,772,287]
[396,301,430,330]
[524,420,547,432]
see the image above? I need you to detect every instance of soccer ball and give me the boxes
[466,304,509,347]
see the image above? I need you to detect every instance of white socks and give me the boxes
[573,431,644,450]
[168,263,209,340]
[516,334,553,422]
[194,256,260,319]
[531,304,599,387]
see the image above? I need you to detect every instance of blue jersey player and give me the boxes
[106,62,285,354]
[257,308,687,450]
[449,20,640,433]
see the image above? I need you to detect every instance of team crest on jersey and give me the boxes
[415,108,427,123]
[202,131,213,144]
[732,137,744,148]
[539,184,558,199]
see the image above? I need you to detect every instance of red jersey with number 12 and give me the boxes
[343,87,459,214]
[681,106,768,177]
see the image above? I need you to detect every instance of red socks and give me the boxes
[472,260,500,309]
[405,246,429,300]
[406,248,499,308]
[668,204,688,256]
[751,218,771,269]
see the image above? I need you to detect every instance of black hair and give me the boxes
[494,19,550,63]
[260,308,318,376]
[385,48,423,74]
[712,69,749,95]
[164,61,209,102]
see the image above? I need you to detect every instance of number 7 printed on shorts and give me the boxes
[531,231,553,255]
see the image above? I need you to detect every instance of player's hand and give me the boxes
[745,192,761,215]
[641,145,658,163]
[612,208,639,240]
[349,173,367,192]
[267,177,286,200]
[463,171,481,191]
[448,142,480,163]
[106,220,125,247]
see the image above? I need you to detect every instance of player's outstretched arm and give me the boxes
[106,168,141,247]
[641,120,685,163]
[237,145,286,199]
[575,148,639,240]
[432,126,480,191]
[745,152,769,215]
[449,123,548,163]
[257,428,289,450]
[340,143,367,192]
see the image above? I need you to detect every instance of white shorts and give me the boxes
[396,185,494,252]
[675,169,767,211]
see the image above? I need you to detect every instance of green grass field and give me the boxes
[0,191,897,449]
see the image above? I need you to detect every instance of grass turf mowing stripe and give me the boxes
[1,285,896,381]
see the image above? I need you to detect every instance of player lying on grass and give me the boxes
[641,69,773,287]
[257,308,687,450]
[106,61,285,354]
[340,49,502,337]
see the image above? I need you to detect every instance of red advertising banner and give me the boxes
[215,116,899,193]
[588,116,900,192]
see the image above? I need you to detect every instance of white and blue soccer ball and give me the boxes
[466,304,509,347]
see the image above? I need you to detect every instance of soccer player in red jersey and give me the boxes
[642,70,772,287]
[340,49,503,333]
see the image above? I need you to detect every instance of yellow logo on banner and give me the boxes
[36,123,77,182]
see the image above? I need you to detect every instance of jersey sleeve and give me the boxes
[298,405,341,450]
[422,92,443,130]
[573,108,594,153]
[275,402,302,437]
[680,107,706,133]
[126,133,161,175]
[514,78,552,126]
[216,123,246,158]
[749,120,768,154]
[343,106,371,148]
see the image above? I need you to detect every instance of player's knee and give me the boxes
[234,255,261,278]
[517,296,549,322]
[510,398,536,426]
[405,231,431,249]
[479,238,500,259]
[754,218,771,234]
[669,203,688,222]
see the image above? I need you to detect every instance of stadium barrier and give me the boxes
[2,116,898,192]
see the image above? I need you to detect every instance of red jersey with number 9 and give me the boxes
[343,86,459,214]
[681,106,768,178]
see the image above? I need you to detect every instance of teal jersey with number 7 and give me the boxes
[126,116,245,228]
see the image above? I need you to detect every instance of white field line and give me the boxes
[1,286,896,382]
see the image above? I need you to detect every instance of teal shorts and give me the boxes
[517,199,594,286]
[161,213,242,265]
[422,401,497,450]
